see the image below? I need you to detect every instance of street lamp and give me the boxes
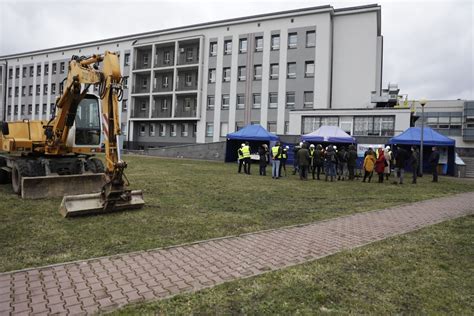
[419,98,427,176]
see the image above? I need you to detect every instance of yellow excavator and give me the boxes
[0,51,145,217]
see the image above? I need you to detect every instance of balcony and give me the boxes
[134,46,152,70]
[175,94,197,118]
[151,96,173,118]
[131,97,150,118]
[177,39,199,66]
[133,73,151,94]
[153,70,174,93]
[154,44,175,68]
[176,69,198,91]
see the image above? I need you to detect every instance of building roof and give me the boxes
[0,4,380,59]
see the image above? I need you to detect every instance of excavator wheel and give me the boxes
[86,158,105,173]
[11,160,29,194]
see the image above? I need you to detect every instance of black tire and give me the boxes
[87,158,105,173]
[0,169,10,184]
[11,161,29,194]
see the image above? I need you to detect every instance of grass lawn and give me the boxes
[114,215,474,315]
[1,154,474,272]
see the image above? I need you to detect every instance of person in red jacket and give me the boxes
[375,148,386,183]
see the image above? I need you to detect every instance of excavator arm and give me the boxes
[55,52,144,217]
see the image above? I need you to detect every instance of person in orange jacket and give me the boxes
[363,148,376,183]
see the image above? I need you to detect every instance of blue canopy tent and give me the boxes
[388,127,456,175]
[225,124,279,162]
[301,125,356,143]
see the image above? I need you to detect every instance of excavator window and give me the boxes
[75,95,101,146]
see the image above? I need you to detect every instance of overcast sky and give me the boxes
[0,0,472,100]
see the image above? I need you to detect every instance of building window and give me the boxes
[21,104,25,115]
[286,92,295,108]
[140,101,147,111]
[271,34,280,50]
[42,104,47,115]
[287,62,296,79]
[206,123,214,137]
[302,116,340,134]
[29,66,34,77]
[139,124,146,136]
[220,122,228,137]
[28,104,32,115]
[254,65,262,80]
[222,94,230,109]
[14,105,18,115]
[60,62,65,73]
[269,93,278,108]
[210,42,218,56]
[7,106,11,115]
[237,94,245,109]
[304,91,314,108]
[208,69,216,83]
[270,64,279,79]
[121,76,128,89]
[184,98,192,111]
[306,30,316,47]
[236,122,244,131]
[52,63,57,74]
[207,95,215,110]
[170,123,177,137]
[186,48,193,62]
[185,72,193,86]
[51,83,56,95]
[8,87,12,98]
[159,123,166,136]
[8,68,12,79]
[122,99,128,112]
[124,53,130,66]
[34,104,39,115]
[161,98,168,110]
[255,37,263,52]
[22,67,26,78]
[149,123,155,136]
[288,33,298,49]
[21,86,26,96]
[267,122,277,133]
[163,51,171,64]
[224,40,232,55]
[161,75,169,88]
[284,121,289,135]
[143,53,149,67]
[305,61,315,77]
[44,64,49,76]
[239,38,247,53]
[36,85,40,96]
[223,67,231,82]
[181,123,188,137]
[43,84,48,95]
[15,67,19,79]
[28,85,33,96]
[353,116,395,136]
[14,87,18,97]
[253,93,261,109]
[238,66,246,81]
[59,82,64,94]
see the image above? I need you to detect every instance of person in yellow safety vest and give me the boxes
[241,141,251,175]
[271,141,282,179]
[237,143,245,173]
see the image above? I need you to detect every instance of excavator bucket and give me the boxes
[59,190,144,217]
[21,174,106,199]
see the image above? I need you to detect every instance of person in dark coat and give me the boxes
[347,145,358,180]
[296,143,311,180]
[393,145,409,184]
[315,144,325,180]
[325,146,337,182]
[429,146,440,182]
[292,142,302,175]
[409,146,419,184]
[258,144,269,176]
[337,146,348,181]
[279,145,289,177]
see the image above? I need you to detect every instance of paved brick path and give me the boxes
[1,192,473,315]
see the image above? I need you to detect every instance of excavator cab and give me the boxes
[73,95,101,147]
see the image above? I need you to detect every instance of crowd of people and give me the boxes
[237,141,441,184]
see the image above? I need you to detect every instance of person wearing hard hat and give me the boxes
[241,141,251,175]
[309,144,316,179]
[237,143,245,173]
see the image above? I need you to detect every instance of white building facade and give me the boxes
[1,4,471,152]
